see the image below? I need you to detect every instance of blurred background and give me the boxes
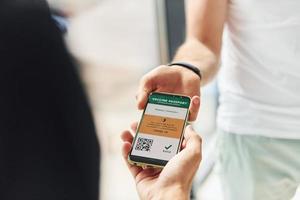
[47,0,299,199]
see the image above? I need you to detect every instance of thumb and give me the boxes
[137,75,154,110]
[188,96,200,121]
[183,125,202,161]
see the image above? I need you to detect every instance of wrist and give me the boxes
[150,184,189,200]
[170,65,201,85]
[168,62,202,80]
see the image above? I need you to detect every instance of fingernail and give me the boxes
[193,97,200,104]
[187,125,194,131]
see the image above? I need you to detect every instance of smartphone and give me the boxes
[128,92,191,168]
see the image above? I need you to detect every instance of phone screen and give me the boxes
[130,92,190,166]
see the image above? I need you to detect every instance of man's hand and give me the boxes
[121,122,202,200]
[137,65,201,121]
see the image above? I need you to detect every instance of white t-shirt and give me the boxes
[217,0,300,139]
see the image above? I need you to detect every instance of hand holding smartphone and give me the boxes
[121,122,202,200]
[128,92,191,168]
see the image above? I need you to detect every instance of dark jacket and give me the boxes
[0,1,100,199]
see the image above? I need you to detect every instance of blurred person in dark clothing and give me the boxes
[0,1,202,200]
[0,1,100,199]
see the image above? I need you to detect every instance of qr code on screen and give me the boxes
[135,138,153,152]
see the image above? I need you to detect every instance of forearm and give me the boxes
[173,38,220,86]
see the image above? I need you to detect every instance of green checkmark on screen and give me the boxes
[165,145,172,150]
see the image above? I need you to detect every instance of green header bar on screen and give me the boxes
[148,93,190,108]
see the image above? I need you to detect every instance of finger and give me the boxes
[137,75,154,110]
[122,141,142,177]
[184,125,201,142]
[164,126,202,182]
[130,122,138,132]
[121,130,134,144]
[121,141,132,159]
[183,125,202,154]
[177,126,202,170]
[188,96,200,121]
[181,138,187,150]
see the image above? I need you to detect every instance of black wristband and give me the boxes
[168,62,202,80]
